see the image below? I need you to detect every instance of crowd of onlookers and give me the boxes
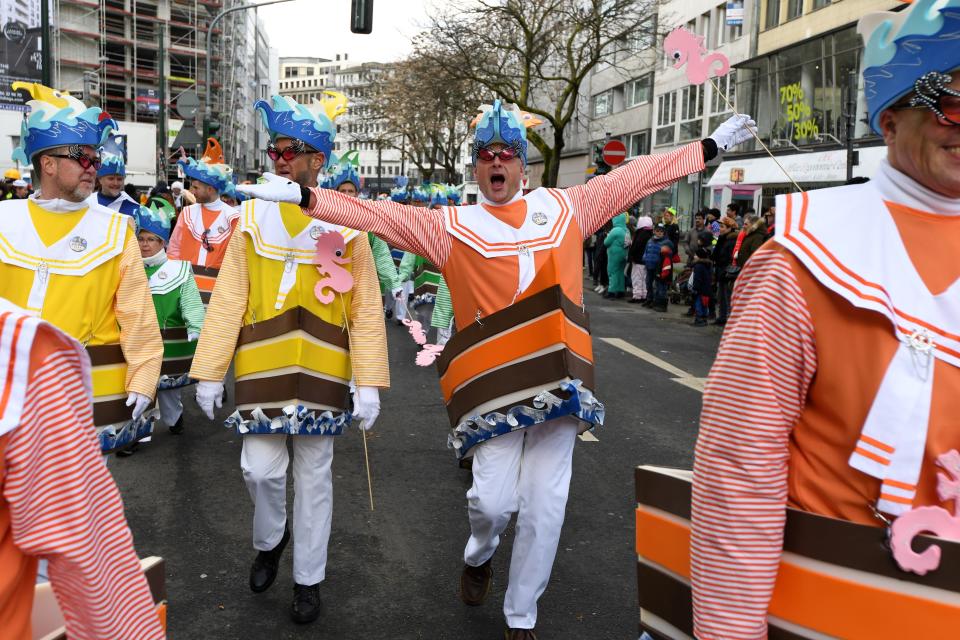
[584,203,776,327]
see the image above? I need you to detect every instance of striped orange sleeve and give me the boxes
[347,235,389,388]
[567,141,705,237]
[690,245,818,639]
[115,228,163,399]
[5,341,164,640]
[189,230,249,382]
[305,188,451,268]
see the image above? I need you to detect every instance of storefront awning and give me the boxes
[707,146,887,187]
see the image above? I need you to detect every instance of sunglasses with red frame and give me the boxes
[476,146,519,162]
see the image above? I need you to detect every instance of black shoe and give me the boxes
[692,318,707,327]
[290,582,322,624]
[713,318,727,326]
[628,298,642,304]
[385,308,393,320]
[115,441,139,457]
[249,526,290,593]
[168,415,184,435]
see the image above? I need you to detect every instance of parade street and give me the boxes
[111,283,722,640]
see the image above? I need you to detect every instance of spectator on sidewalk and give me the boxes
[660,207,681,256]
[726,203,741,227]
[690,247,713,327]
[593,223,610,294]
[763,204,776,240]
[603,213,628,299]
[737,213,769,267]
[642,223,670,307]
[706,208,722,237]
[628,216,654,304]
[685,211,706,264]
[652,243,674,312]
[712,216,738,325]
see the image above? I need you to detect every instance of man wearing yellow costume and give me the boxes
[3,83,162,453]
[189,92,388,625]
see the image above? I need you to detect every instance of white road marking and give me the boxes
[600,337,707,393]
[578,431,599,442]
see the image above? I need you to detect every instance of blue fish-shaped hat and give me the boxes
[255,91,346,169]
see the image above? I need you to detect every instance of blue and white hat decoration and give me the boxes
[411,184,431,203]
[177,137,232,193]
[389,176,409,203]
[135,197,176,244]
[11,82,116,165]
[429,183,448,208]
[98,152,125,178]
[255,91,347,170]
[323,150,361,190]
[470,99,542,167]
[859,0,960,134]
[446,184,462,205]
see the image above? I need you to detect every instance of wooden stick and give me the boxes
[361,426,374,511]
[708,76,805,194]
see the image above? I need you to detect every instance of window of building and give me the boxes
[679,85,704,141]
[700,11,712,47]
[786,0,803,20]
[627,130,650,157]
[625,74,653,108]
[708,70,737,132]
[592,91,613,117]
[813,0,831,8]
[765,0,780,29]
[717,2,744,44]
[655,91,676,146]
[307,68,314,76]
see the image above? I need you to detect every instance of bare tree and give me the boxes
[353,56,481,183]
[416,0,658,187]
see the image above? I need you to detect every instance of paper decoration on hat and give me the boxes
[663,27,730,85]
[323,150,361,190]
[446,184,462,205]
[410,184,431,203]
[389,175,409,203]
[135,197,176,244]
[470,99,543,166]
[177,137,232,192]
[11,82,117,165]
[200,137,225,164]
[98,134,127,177]
[255,91,347,169]
[859,0,960,135]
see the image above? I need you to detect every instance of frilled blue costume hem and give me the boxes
[226,404,353,435]
[98,411,158,453]
[447,380,604,459]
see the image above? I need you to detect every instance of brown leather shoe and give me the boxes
[504,629,538,640]
[458,559,492,606]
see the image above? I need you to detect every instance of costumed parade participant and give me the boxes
[190,92,389,625]
[324,151,404,314]
[89,134,141,217]
[167,137,239,305]
[239,99,755,638]
[3,82,162,453]
[221,179,246,208]
[680,2,960,637]
[136,198,205,436]
[388,178,412,323]
[397,184,445,331]
[0,299,166,640]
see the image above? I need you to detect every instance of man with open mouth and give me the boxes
[239,99,755,639]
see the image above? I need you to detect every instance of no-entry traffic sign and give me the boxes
[602,140,627,166]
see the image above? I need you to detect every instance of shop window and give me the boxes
[709,70,737,133]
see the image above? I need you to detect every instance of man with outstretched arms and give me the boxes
[2,82,162,453]
[240,99,754,638]
[167,137,239,304]
[190,92,388,625]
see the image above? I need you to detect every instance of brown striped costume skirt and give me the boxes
[192,265,220,306]
[634,466,960,639]
[86,344,156,452]
[439,285,604,458]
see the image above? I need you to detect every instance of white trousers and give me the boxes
[464,416,578,629]
[157,388,183,425]
[394,281,413,322]
[240,434,334,586]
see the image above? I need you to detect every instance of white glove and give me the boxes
[187,331,200,342]
[391,286,404,299]
[196,380,224,421]
[235,172,303,204]
[708,113,758,152]
[352,386,381,430]
[126,392,152,420]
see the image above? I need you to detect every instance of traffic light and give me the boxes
[350,0,373,34]
[202,117,221,141]
[593,145,610,176]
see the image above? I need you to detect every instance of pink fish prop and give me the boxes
[890,450,960,575]
[415,343,444,367]
[401,318,427,345]
[313,231,353,304]
[664,27,730,85]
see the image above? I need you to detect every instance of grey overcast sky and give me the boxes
[258,0,434,63]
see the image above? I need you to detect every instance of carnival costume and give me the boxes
[190,93,388,618]
[90,140,141,216]
[0,299,165,640]
[2,83,162,453]
[167,138,239,304]
[136,198,205,431]
[239,98,744,631]
[671,3,960,638]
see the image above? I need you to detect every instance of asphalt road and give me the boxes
[110,282,723,640]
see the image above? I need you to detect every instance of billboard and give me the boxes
[136,87,160,114]
[0,0,43,111]
[726,1,744,26]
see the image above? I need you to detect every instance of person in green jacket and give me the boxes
[604,213,628,298]
[135,198,205,439]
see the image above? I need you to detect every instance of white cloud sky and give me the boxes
[257,0,434,63]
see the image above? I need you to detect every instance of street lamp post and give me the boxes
[204,0,296,139]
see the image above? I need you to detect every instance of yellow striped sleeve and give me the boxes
[189,230,250,382]
[116,228,163,398]
[347,236,390,388]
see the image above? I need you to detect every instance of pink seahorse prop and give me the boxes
[664,28,730,85]
[889,450,960,575]
[313,231,353,304]
[401,318,444,366]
